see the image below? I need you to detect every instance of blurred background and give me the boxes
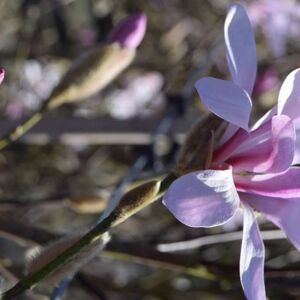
[1,0,300,299]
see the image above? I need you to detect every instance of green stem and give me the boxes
[0,101,50,151]
[2,215,116,299]
[1,174,176,299]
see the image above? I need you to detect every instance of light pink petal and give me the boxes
[231,118,272,157]
[163,168,240,228]
[277,69,300,165]
[235,167,300,198]
[216,123,238,147]
[228,115,295,173]
[292,117,300,164]
[213,128,249,163]
[277,68,300,119]
[214,117,272,164]
[195,77,252,131]
[225,4,257,94]
[240,202,266,300]
[243,193,300,251]
[0,68,5,85]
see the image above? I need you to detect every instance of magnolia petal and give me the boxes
[0,68,5,85]
[216,123,238,147]
[240,202,266,300]
[251,106,277,131]
[163,168,240,228]
[293,117,300,164]
[215,117,272,163]
[213,128,249,163]
[225,4,257,94]
[228,115,295,173]
[195,77,252,131]
[277,68,300,120]
[243,193,300,251]
[230,118,272,158]
[235,167,300,198]
[277,69,300,165]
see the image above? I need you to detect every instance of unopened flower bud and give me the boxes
[43,14,147,109]
[107,13,147,49]
[47,43,135,108]
[111,180,161,226]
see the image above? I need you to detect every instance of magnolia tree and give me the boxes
[1,2,300,300]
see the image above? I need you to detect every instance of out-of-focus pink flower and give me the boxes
[107,71,164,120]
[77,28,97,46]
[5,60,61,120]
[0,68,5,85]
[107,13,147,49]
[245,0,300,57]
[253,68,279,97]
[5,100,26,120]
[164,4,300,299]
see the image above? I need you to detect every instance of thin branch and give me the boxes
[157,230,286,252]
[0,103,48,150]
[103,241,221,281]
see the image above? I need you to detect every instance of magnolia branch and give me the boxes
[1,174,175,299]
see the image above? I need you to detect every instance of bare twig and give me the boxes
[157,230,286,252]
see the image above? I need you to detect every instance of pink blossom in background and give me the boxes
[77,28,97,46]
[245,0,300,57]
[5,60,61,120]
[5,100,27,120]
[0,68,5,84]
[107,71,165,120]
[164,4,300,300]
[107,13,147,49]
[252,68,279,98]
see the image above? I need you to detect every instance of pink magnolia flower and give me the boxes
[164,4,300,300]
[107,13,147,49]
[0,68,5,85]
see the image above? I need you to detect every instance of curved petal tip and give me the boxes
[225,4,257,94]
[195,77,252,131]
